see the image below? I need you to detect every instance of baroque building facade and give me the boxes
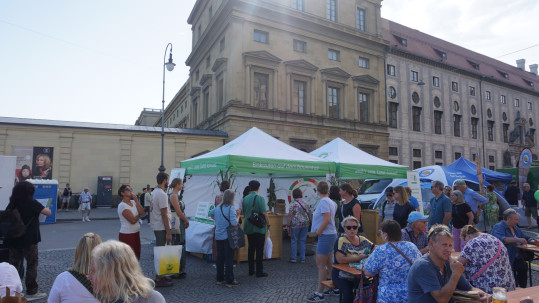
[155,0,390,156]
[382,20,539,169]
[141,0,539,170]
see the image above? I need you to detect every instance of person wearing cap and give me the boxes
[428,181,451,228]
[402,211,429,254]
[454,179,487,223]
[79,187,92,222]
[378,186,397,227]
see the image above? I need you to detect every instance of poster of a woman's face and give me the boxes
[32,147,54,179]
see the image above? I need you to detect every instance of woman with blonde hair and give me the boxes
[48,232,103,303]
[88,240,165,303]
[34,154,52,179]
[392,185,415,228]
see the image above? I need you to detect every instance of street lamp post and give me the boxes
[159,43,176,173]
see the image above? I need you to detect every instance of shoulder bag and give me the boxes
[389,242,413,265]
[472,240,501,279]
[354,269,378,303]
[221,206,245,249]
[296,200,312,226]
[247,195,266,228]
[68,270,94,295]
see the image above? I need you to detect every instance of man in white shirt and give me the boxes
[150,172,173,287]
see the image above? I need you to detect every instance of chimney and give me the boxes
[530,64,538,75]
[516,59,526,70]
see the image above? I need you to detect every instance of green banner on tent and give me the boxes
[181,155,334,176]
[339,163,408,179]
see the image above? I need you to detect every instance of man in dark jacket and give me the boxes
[504,181,520,206]
[521,183,538,229]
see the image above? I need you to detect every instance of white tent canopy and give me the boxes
[180,127,335,177]
[310,138,408,179]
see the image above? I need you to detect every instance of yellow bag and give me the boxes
[153,245,181,276]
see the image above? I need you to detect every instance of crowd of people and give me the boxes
[2,174,539,303]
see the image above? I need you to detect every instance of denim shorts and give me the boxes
[316,234,337,255]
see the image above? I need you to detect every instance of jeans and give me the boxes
[332,268,354,303]
[247,233,266,275]
[216,239,235,283]
[290,226,308,261]
[9,244,39,295]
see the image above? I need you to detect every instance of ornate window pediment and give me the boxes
[284,59,318,74]
[212,58,228,72]
[320,67,350,82]
[243,51,281,67]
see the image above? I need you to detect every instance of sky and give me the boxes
[1,0,538,125]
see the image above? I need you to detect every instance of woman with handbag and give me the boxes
[333,216,372,303]
[209,189,240,287]
[169,178,190,279]
[363,220,421,303]
[48,233,102,303]
[287,188,312,263]
[458,225,515,293]
[117,185,146,260]
[212,181,230,262]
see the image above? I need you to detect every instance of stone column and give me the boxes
[286,72,291,111]
[119,136,132,185]
[58,132,73,185]
[245,65,251,106]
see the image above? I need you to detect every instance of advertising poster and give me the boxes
[12,146,54,180]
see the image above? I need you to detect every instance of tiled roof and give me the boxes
[0,117,228,137]
[382,19,538,93]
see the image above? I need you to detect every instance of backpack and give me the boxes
[0,208,33,239]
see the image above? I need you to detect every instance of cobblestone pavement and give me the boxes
[30,237,539,303]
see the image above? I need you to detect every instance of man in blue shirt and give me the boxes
[454,179,487,222]
[428,181,451,228]
[492,208,539,288]
[408,225,487,302]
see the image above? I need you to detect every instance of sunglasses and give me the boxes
[386,194,393,197]
[124,188,133,192]
[345,226,358,230]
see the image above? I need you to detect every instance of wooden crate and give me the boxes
[362,209,383,245]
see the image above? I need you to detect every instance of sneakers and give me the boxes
[256,272,268,278]
[82,217,85,222]
[324,289,340,296]
[85,216,91,222]
[225,280,240,287]
[154,278,173,287]
[289,259,297,263]
[306,293,325,302]
[216,280,225,285]
[26,292,47,301]
[299,260,306,264]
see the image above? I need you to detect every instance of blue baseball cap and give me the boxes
[408,211,428,223]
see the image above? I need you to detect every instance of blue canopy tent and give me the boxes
[447,157,513,183]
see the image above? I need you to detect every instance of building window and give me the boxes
[530,118,534,127]
[389,159,399,164]
[455,152,462,160]
[453,114,461,137]
[203,88,210,120]
[412,92,420,104]
[454,101,460,112]
[489,165,495,170]
[471,105,477,115]
[489,155,495,163]
[254,73,269,108]
[500,95,506,104]
[356,8,365,31]
[359,92,369,122]
[469,86,475,96]
[389,102,398,128]
[433,76,439,87]
[358,57,369,68]
[434,110,443,134]
[206,55,211,69]
[487,121,494,141]
[254,30,269,43]
[452,81,458,92]
[487,108,492,118]
[389,147,398,156]
[387,65,395,76]
[217,75,224,109]
[412,106,421,132]
[472,153,477,161]
[220,37,225,52]
[435,150,443,159]
[486,91,491,100]
[195,70,199,81]
[528,102,533,110]
[503,123,509,143]
[411,70,418,82]
[294,80,306,114]
[503,112,508,121]
[413,149,421,157]
[328,49,340,61]
[293,39,307,53]
[413,161,422,170]
[434,96,441,108]
[514,98,520,107]
[530,128,536,143]
[328,86,340,118]
[388,86,396,99]
[471,118,479,139]
[293,0,305,11]
[327,0,337,21]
